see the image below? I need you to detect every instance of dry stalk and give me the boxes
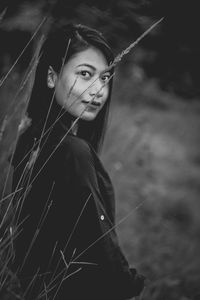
[1,16,164,298]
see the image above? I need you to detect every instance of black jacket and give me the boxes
[12,121,144,300]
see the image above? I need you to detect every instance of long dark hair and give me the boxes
[12,23,114,176]
[28,23,113,149]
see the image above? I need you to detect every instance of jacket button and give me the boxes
[100,215,104,220]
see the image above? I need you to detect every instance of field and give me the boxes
[0,41,200,300]
[102,72,200,299]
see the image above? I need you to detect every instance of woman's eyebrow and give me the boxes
[76,63,111,74]
[76,63,96,71]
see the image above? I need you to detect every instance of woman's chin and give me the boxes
[80,110,98,121]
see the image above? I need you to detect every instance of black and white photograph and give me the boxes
[0,1,200,299]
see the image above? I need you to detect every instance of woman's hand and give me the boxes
[130,268,146,297]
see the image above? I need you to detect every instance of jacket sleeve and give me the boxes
[52,136,145,298]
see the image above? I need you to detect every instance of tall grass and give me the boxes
[1,15,199,300]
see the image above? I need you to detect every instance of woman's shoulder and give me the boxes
[52,134,95,182]
[63,134,90,153]
[54,134,92,164]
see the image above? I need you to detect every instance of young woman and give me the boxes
[12,23,145,299]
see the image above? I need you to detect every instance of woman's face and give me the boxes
[48,46,111,121]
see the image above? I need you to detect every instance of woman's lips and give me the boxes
[82,100,101,109]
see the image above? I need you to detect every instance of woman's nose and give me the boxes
[89,79,104,98]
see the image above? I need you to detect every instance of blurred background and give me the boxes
[0,0,200,299]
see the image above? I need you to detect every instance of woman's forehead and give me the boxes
[66,46,108,71]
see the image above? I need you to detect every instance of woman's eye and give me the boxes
[101,74,111,82]
[79,70,91,79]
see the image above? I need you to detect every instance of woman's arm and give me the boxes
[53,136,145,298]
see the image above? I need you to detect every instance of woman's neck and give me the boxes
[71,120,79,135]
[58,110,79,136]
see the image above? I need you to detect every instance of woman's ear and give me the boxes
[47,66,57,88]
